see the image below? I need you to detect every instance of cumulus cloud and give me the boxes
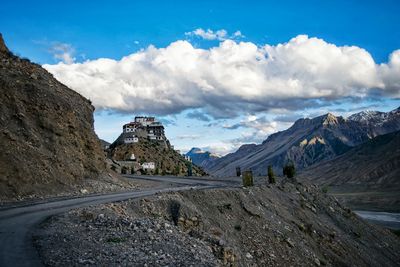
[49,43,75,64]
[44,35,400,118]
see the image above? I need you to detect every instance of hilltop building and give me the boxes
[122,116,165,143]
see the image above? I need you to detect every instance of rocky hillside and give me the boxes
[34,181,400,266]
[186,147,219,168]
[109,137,206,176]
[206,107,400,177]
[298,130,400,211]
[0,34,106,200]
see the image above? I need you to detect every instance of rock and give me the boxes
[285,238,295,248]
[311,206,317,213]
[246,252,253,259]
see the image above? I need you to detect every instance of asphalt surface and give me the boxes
[0,176,234,267]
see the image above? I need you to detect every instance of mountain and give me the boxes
[186,147,219,168]
[298,130,400,211]
[206,107,400,177]
[0,34,106,200]
[299,130,400,188]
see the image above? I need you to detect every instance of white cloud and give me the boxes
[49,43,75,64]
[186,28,228,41]
[44,35,400,118]
[233,30,244,38]
[185,28,243,41]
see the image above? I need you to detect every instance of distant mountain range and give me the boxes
[205,107,400,177]
[185,148,219,168]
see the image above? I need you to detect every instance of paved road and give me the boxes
[0,176,233,267]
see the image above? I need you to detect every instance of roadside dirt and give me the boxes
[34,179,400,266]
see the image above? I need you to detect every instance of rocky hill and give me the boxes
[206,107,400,177]
[35,180,400,266]
[0,34,108,201]
[109,132,206,176]
[186,147,219,168]
[298,130,400,211]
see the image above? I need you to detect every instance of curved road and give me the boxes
[0,176,235,267]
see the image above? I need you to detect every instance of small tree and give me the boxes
[268,165,275,184]
[283,163,296,178]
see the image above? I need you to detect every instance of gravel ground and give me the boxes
[34,204,219,266]
[34,179,400,266]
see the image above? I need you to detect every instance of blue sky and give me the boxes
[1,0,399,155]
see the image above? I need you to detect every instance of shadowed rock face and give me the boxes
[206,108,400,177]
[0,34,105,200]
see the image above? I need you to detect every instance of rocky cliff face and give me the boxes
[0,34,105,200]
[206,107,400,177]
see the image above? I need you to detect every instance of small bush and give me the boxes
[283,163,296,178]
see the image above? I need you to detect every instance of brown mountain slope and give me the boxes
[299,131,400,189]
[298,130,400,211]
[0,34,106,200]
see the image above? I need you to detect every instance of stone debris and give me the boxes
[34,181,400,266]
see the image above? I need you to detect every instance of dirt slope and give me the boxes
[0,34,106,200]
